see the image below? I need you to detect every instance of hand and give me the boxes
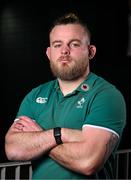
[13,116,43,132]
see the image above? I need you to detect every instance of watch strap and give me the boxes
[54,127,63,145]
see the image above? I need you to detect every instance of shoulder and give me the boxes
[87,73,126,113]
[25,79,57,99]
[89,73,124,97]
[33,80,56,92]
[85,73,126,136]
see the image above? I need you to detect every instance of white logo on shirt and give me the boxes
[76,97,85,108]
[36,97,48,104]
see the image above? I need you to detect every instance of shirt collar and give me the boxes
[54,72,97,93]
[54,80,60,90]
[77,72,97,92]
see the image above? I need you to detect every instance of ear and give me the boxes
[88,45,96,59]
[46,47,51,61]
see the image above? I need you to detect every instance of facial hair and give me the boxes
[50,56,89,81]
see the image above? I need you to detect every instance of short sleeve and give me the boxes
[83,88,126,137]
[16,88,37,119]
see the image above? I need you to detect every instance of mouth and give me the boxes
[59,56,71,63]
[61,60,70,63]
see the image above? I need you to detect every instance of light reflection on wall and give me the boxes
[1,7,20,46]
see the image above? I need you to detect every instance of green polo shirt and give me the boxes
[16,72,126,179]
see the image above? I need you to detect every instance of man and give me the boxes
[5,13,126,179]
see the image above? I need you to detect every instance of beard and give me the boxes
[50,56,89,81]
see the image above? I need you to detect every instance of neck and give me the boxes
[58,70,90,96]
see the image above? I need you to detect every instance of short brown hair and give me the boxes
[49,13,91,42]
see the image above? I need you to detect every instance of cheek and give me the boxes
[72,48,88,55]
[72,51,88,60]
[50,49,60,59]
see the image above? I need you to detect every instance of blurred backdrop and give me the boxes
[0,0,130,162]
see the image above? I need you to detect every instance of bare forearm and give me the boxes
[49,127,117,175]
[49,128,88,174]
[49,142,88,174]
[5,130,56,161]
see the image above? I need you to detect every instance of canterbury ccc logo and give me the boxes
[36,97,48,104]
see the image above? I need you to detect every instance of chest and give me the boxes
[33,92,89,130]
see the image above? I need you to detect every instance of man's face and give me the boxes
[46,24,95,81]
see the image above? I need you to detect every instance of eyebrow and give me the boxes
[51,40,62,45]
[51,39,81,45]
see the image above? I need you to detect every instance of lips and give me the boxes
[58,56,71,63]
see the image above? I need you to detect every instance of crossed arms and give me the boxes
[5,116,118,175]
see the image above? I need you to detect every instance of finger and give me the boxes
[14,116,42,131]
[15,119,41,131]
[14,124,24,131]
[14,118,20,122]
[19,116,34,122]
[14,116,36,126]
[14,122,24,128]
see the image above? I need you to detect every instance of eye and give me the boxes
[52,43,62,48]
[70,41,81,48]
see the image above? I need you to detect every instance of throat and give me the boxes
[57,70,89,96]
[58,78,85,96]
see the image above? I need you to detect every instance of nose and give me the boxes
[61,46,70,55]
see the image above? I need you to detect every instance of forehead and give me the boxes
[50,24,88,41]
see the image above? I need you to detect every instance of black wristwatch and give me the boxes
[54,127,63,145]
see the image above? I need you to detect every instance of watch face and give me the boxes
[54,127,62,144]
[54,127,61,136]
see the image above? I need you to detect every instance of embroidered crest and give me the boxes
[76,97,86,108]
[36,97,48,104]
